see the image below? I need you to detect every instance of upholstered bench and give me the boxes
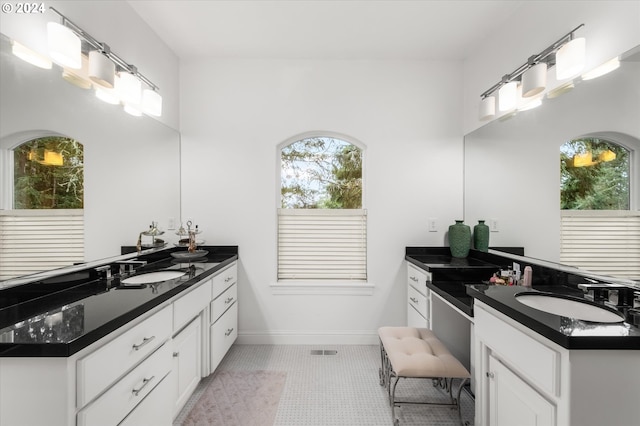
[378,326,470,426]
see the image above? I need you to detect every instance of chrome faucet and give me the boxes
[116,260,147,277]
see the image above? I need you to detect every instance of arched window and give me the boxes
[278,134,366,281]
[560,136,639,278]
[0,135,84,280]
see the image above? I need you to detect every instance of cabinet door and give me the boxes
[172,317,201,416]
[488,355,556,426]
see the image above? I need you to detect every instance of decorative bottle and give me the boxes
[473,220,490,252]
[449,220,471,258]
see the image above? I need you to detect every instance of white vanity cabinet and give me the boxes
[172,316,202,415]
[474,300,640,426]
[209,262,238,372]
[407,263,431,328]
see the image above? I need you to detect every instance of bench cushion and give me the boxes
[379,327,470,379]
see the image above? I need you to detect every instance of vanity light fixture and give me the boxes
[556,37,586,80]
[479,24,585,120]
[582,56,620,81]
[11,40,52,70]
[47,21,81,69]
[46,7,162,116]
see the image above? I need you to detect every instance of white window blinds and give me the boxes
[278,209,367,281]
[0,210,84,281]
[560,210,640,279]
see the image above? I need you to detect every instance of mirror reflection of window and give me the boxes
[560,137,639,279]
[0,136,84,280]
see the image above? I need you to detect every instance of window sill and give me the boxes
[270,281,375,295]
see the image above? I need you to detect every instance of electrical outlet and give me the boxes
[167,217,176,230]
[428,218,437,232]
[490,219,499,232]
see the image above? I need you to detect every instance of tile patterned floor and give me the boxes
[175,344,474,426]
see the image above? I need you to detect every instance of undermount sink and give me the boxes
[515,292,626,323]
[121,270,185,285]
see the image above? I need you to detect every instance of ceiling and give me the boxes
[128,0,525,61]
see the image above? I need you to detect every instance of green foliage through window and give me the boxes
[560,138,629,210]
[281,137,362,209]
[13,136,84,209]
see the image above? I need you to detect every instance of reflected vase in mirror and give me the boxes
[474,220,490,252]
[449,220,471,258]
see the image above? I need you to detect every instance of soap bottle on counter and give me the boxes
[522,266,533,288]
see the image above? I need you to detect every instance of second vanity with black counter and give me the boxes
[0,245,239,426]
[406,247,640,426]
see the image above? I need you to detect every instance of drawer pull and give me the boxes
[132,376,155,396]
[410,276,418,282]
[225,296,234,304]
[132,336,155,351]
[224,276,234,283]
[409,297,419,304]
[225,328,234,337]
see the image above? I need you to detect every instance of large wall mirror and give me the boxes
[464,45,640,281]
[0,33,181,285]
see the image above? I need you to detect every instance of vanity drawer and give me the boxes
[408,283,428,319]
[210,283,237,324]
[173,278,210,331]
[77,342,172,426]
[76,305,172,407]
[407,263,429,295]
[475,304,560,397]
[210,302,238,371]
[212,262,237,298]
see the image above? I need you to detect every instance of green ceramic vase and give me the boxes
[449,220,471,258]
[473,220,490,252]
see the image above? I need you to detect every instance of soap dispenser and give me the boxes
[522,266,533,288]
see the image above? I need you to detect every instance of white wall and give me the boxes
[0,0,180,129]
[180,59,463,343]
[463,1,640,134]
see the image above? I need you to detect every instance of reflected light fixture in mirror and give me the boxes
[11,40,52,69]
[142,89,163,117]
[47,22,81,69]
[61,54,92,89]
[582,56,620,80]
[556,37,586,80]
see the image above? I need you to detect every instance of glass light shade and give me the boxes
[581,57,620,81]
[547,81,574,99]
[478,96,495,120]
[141,89,163,117]
[598,150,616,162]
[124,103,142,117]
[498,81,518,111]
[116,72,142,104]
[95,86,120,105]
[88,50,115,88]
[47,22,81,69]
[556,37,586,80]
[42,150,64,166]
[61,54,91,89]
[11,40,52,69]
[521,63,547,97]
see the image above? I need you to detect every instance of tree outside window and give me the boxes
[13,136,84,209]
[560,138,629,210]
[281,137,362,209]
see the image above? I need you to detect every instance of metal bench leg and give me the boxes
[390,375,401,425]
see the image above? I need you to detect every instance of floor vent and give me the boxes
[310,349,338,356]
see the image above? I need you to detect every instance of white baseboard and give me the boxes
[236,330,378,345]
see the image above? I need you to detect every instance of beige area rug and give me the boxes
[181,370,287,426]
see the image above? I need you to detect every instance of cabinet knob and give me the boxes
[486,372,495,379]
[173,351,180,357]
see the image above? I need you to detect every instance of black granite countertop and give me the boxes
[468,284,640,350]
[406,247,639,350]
[0,246,238,357]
